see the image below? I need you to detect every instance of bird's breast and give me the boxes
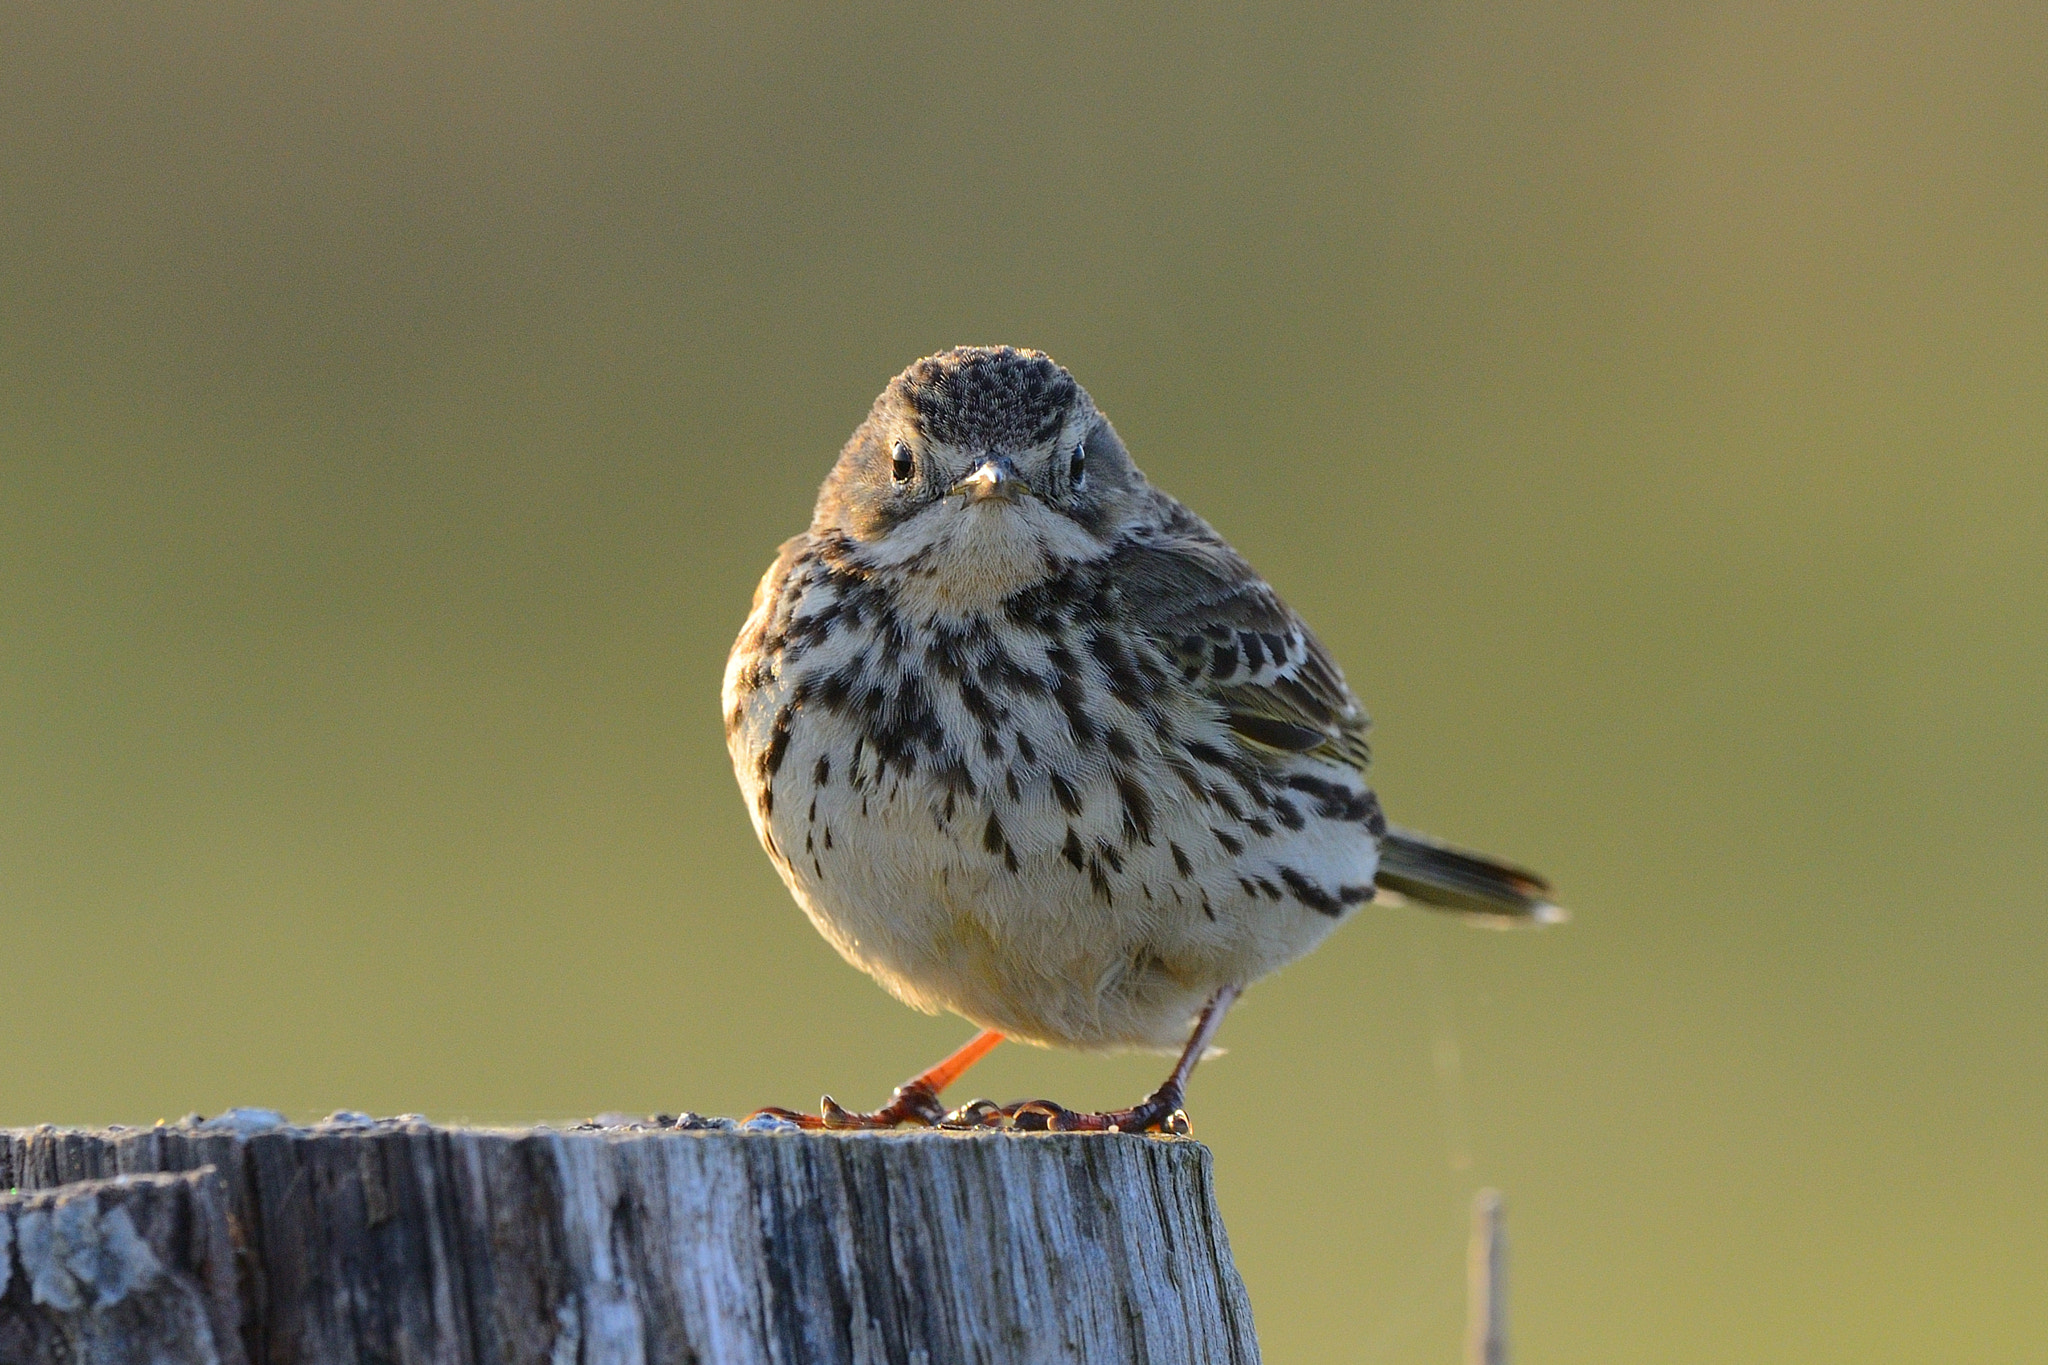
[723,555,1383,1047]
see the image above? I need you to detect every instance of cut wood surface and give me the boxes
[3,1114,1260,1365]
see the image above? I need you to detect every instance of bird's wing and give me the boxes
[1110,518,1373,777]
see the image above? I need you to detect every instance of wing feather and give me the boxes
[1110,514,1372,775]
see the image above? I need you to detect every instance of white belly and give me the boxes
[725,607,1379,1051]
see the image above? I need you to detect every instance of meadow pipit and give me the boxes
[725,346,1561,1133]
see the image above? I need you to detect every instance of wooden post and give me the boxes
[3,1114,1260,1365]
[0,1167,245,1365]
[1465,1187,1508,1365]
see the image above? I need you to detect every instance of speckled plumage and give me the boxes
[725,346,1406,1054]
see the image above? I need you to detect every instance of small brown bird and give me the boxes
[725,346,1561,1133]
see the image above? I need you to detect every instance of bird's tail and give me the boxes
[1374,826,1567,926]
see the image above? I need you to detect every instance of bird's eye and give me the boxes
[891,441,914,484]
[1069,441,1087,488]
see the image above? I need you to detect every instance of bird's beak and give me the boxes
[953,455,1030,503]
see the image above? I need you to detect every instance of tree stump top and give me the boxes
[3,1113,1260,1364]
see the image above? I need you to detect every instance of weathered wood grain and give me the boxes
[3,1116,1260,1365]
[0,1166,246,1365]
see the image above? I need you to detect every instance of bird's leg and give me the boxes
[748,1029,1005,1130]
[954,984,1241,1135]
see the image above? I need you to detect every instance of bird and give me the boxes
[723,345,1562,1134]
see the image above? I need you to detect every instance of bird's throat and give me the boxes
[867,502,1094,615]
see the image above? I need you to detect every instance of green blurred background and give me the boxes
[4,3,2043,1360]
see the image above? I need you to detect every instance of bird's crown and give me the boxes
[894,346,1079,453]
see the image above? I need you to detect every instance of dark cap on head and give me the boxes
[894,346,1079,451]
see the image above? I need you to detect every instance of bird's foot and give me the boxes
[746,1079,948,1132]
[939,1084,1191,1135]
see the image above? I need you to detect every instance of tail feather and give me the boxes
[1375,826,1566,926]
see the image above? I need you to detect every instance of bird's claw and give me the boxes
[938,1091,1191,1135]
[937,1098,1005,1129]
[748,1079,950,1131]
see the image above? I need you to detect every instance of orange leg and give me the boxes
[751,1029,1005,1130]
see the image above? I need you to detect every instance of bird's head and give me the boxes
[813,347,1146,600]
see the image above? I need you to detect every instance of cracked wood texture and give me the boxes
[1,1168,246,1365]
[2,1122,1260,1365]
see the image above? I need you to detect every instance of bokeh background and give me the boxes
[4,4,2043,1360]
